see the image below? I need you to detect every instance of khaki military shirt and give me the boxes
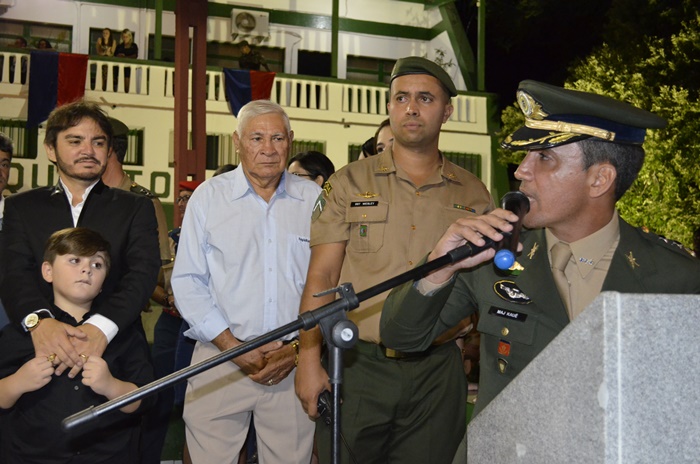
[311,148,494,342]
[116,174,172,263]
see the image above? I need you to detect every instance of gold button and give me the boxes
[415,191,421,196]
[408,261,413,266]
[501,327,509,336]
[362,214,367,218]
[411,225,416,230]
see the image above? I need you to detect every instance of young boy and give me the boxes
[0,227,154,464]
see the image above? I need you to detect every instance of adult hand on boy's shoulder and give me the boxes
[31,319,87,376]
[67,324,108,379]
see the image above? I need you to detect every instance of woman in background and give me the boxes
[96,28,116,91]
[287,151,335,186]
[115,29,138,92]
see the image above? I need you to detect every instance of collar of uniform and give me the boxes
[545,211,620,279]
[371,148,398,175]
[439,154,464,185]
[117,172,133,191]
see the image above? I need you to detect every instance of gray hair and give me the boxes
[235,100,291,137]
[578,138,645,201]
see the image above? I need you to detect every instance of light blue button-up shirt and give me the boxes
[172,167,321,343]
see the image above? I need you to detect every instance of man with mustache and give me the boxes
[0,99,160,380]
[380,81,700,461]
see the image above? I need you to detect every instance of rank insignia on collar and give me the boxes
[527,242,539,260]
[626,251,640,269]
[356,192,378,199]
[493,280,532,304]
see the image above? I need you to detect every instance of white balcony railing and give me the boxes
[0,52,482,126]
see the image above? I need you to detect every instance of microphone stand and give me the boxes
[63,239,495,464]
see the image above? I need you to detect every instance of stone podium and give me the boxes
[467,292,700,464]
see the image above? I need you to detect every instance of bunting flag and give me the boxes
[223,69,276,117]
[27,51,89,128]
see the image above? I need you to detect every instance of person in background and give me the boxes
[101,117,171,266]
[36,39,52,50]
[380,80,700,463]
[238,40,270,72]
[287,151,335,187]
[213,163,238,176]
[0,132,12,329]
[295,56,494,464]
[357,136,375,160]
[172,100,318,464]
[115,29,138,93]
[142,179,202,464]
[374,118,394,155]
[96,28,116,91]
[0,227,154,464]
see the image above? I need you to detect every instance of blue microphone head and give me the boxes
[494,249,515,270]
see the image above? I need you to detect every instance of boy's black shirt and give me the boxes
[0,304,154,464]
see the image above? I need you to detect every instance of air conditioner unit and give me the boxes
[231,9,269,42]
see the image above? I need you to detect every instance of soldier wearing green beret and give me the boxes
[380,81,700,462]
[296,56,494,463]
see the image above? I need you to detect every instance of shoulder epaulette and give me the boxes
[129,182,155,198]
[640,226,695,257]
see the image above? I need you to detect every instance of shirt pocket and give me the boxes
[477,307,537,347]
[287,234,312,291]
[345,201,389,253]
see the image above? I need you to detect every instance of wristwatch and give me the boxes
[22,309,54,332]
[290,338,300,367]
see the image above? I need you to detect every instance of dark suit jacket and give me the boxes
[0,181,160,331]
[381,217,700,416]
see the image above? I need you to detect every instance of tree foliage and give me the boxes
[496,8,700,247]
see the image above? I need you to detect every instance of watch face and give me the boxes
[25,313,40,328]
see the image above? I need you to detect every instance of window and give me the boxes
[290,140,325,161]
[123,129,145,166]
[298,50,331,77]
[346,55,396,84]
[0,19,72,52]
[207,41,284,72]
[0,120,38,159]
[443,151,482,177]
[147,34,180,63]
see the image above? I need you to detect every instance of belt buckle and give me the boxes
[383,347,407,359]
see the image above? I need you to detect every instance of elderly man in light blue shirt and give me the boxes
[172,100,319,464]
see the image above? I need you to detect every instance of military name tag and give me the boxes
[488,306,528,322]
[351,201,379,207]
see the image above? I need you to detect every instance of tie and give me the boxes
[551,242,573,319]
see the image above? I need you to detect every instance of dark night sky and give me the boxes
[455,0,613,110]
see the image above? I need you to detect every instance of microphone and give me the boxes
[493,191,530,270]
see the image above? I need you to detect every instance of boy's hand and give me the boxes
[80,356,114,397]
[16,357,54,392]
[67,325,108,379]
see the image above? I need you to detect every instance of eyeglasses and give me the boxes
[290,172,314,178]
[175,195,191,204]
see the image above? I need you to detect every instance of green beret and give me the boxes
[108,117,129,137]
[502,80,666,150]
[391,56,458,97]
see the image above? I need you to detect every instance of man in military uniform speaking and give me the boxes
[381,81,700,431]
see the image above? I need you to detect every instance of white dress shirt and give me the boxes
[172,167,321,343]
